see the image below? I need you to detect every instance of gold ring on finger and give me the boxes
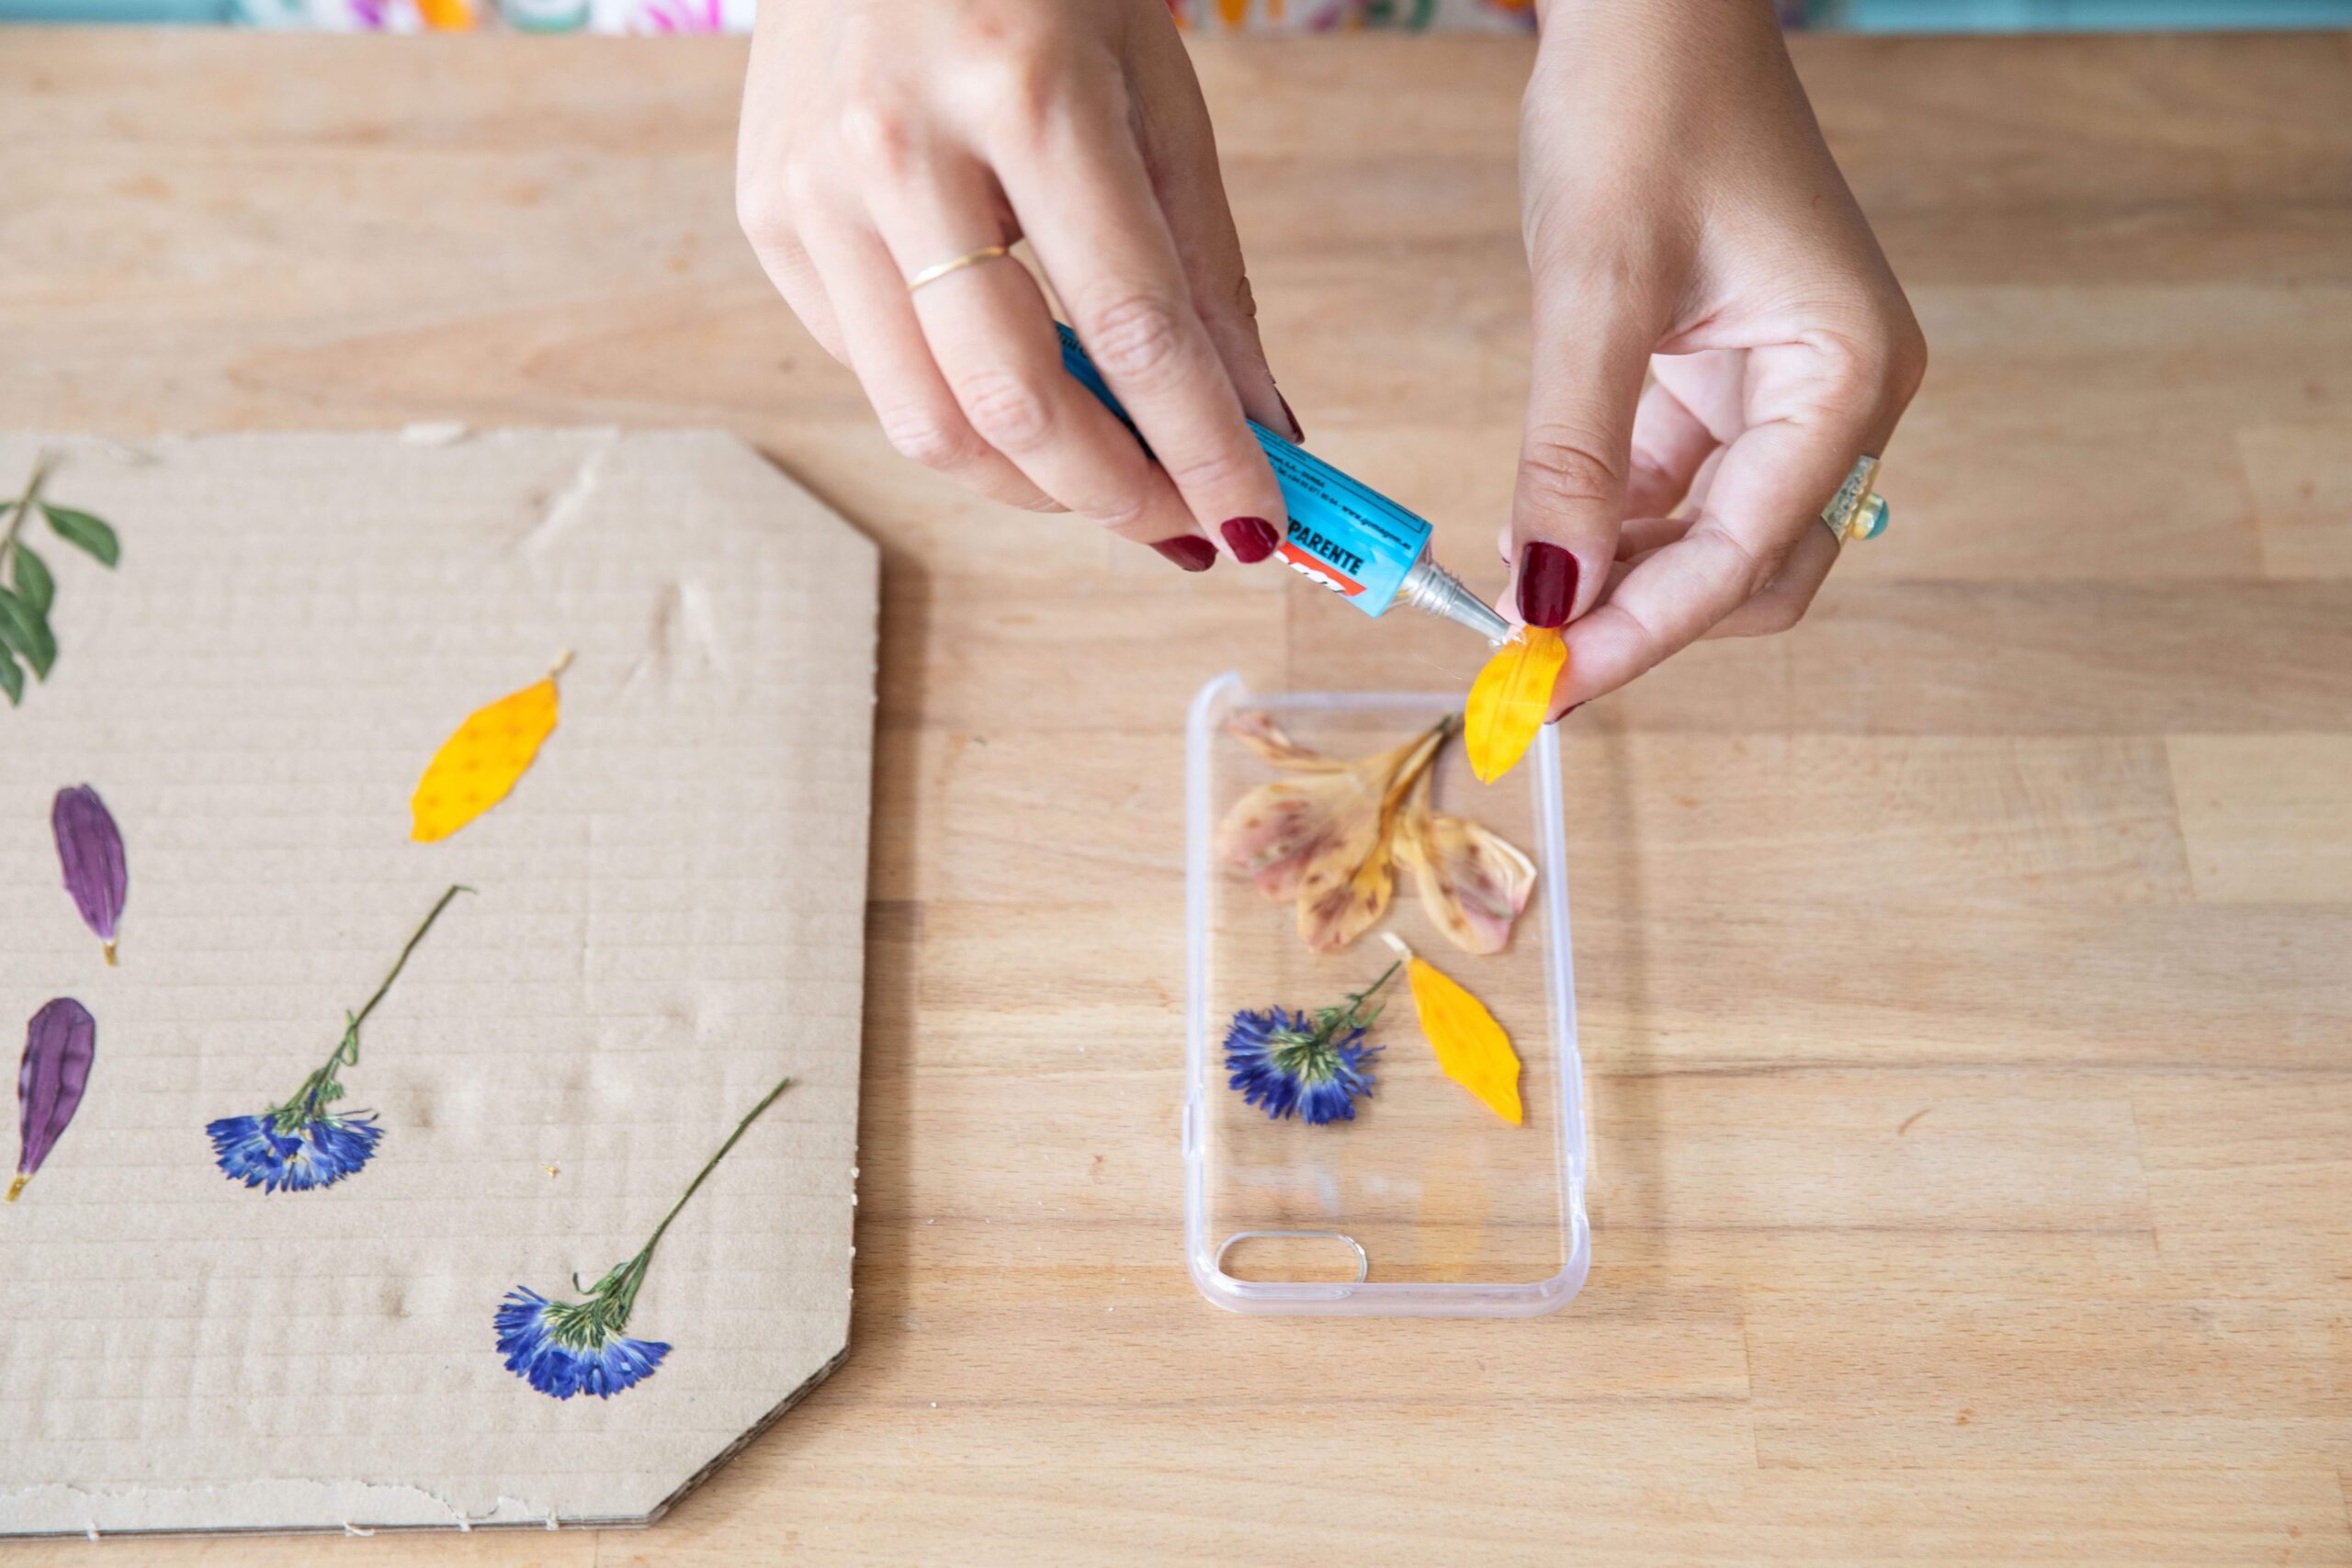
[905,243,1014,295]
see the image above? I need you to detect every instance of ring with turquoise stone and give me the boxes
[1821,455,1890,545]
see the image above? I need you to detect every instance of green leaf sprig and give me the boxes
[0,451,123,707]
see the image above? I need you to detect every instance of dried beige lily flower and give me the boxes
[1217,721,1392,905]
[1218,712,1532,955]
[1394,770,1537,957]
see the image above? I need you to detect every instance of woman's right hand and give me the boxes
[737,0,1296,571]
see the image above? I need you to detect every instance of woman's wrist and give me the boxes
[1534,0,1783,34]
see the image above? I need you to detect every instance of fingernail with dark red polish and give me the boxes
[1517,541,1578,627]
[1275,392,1304,444]
[1153,536,1217,572]
[1221,516,1280,563]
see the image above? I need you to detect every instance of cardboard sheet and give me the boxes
[0,429,876,1534]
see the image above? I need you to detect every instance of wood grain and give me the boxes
[4,26,2350,1566]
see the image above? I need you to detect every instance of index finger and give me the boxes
[990,100,1289,564]
[1553,389,1876,711]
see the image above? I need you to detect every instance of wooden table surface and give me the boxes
[6,26,2351,1567]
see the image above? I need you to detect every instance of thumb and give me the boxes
[1509,286,1656,628]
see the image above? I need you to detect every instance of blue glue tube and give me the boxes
[1056,324,1510,644]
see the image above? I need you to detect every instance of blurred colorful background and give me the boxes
[0,0,2344,37]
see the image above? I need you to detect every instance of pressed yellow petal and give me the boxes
[1387,935,1522,1125]
[410,660,566,843]
[1464,626,1566,784]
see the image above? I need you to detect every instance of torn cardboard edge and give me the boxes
[1,1346,852,1539]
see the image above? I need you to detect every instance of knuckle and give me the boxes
[1628,449,1683,505]
[1747,591,1810,637]
[968,37,1115,151]
[968,43,1064,138]
[1518,425,1623,513]
[1817,328,1886,406]
[876,403,977,470]
[1815,301,1928,417]
[1611,599,1673,676]
[733,175,798,250]
[960,0,1045,49]
[1690,516,1777,601]
[955,369,1055,453]
[1889,316,1930,403]
[837,98,918,179]
[1083,487,1152,535]
[1158,439,1259,499]
[1795,329,1893,431]
[1080,292,1193,388]
[1232,271,1260,322]
[773,157,831,225]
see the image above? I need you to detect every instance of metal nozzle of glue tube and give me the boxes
[1393,552,1512,644]
[1055,324,1511,646]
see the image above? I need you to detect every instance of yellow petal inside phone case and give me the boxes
[1385,934,1521,1125]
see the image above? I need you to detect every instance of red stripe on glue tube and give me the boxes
[1277,540,1366,597]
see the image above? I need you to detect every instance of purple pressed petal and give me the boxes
[51,785,128,961]
[14,998,96,1198]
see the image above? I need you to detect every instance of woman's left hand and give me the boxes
[1505,0,1928,715]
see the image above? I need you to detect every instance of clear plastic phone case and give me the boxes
[1183,672,1590,1316]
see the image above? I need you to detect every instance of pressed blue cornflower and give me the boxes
[1226,1008,1381,1123]
[496,1073,794,1401]
[209,885,469,1195]
[207,1111,383,1193]
[494,1288,672,1400]
[1225,961,1398,1125]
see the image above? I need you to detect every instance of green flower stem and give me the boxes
[348,882,474,1043]
[1269,960,1401,1087]
[1346,960,1402,1023]
[0,452,54,576]
[271,884,472,1128]
[597,1073,796,1328]
[1311,959,1402,1048]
